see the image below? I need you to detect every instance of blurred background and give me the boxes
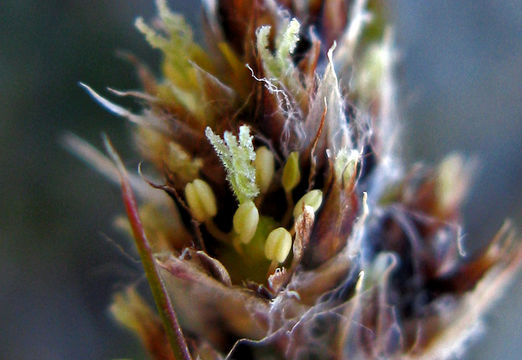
[0,0,520,359]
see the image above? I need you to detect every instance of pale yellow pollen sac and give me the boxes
[233,200,259,244]
[282,151,301,193]
[254,146,275,194]
[264,227,292,263]
[184,179,217,222]
[293,189,323,218]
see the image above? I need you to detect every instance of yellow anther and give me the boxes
[293,189,323,218]
[282,151,300,193]
[233,201,259,244]
[264,227,292,263]
[255,146,275,194]
[184,179,217,222]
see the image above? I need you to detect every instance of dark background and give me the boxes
[0,1,520,359]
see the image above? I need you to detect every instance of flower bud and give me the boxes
[293,189,323,218]
[342,158,358,185]
[282,151,300,193]
[233,201,259,244]
[264,227,292,263]
[255,146,275,194]
[184,179,217,222]
[334,148,359,186]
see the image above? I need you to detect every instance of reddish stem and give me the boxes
[104,135,192,360]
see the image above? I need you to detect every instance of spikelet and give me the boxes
[71,1,521,359]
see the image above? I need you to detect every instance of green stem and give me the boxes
[104,136,192,360]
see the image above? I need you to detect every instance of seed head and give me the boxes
[70,1,522,359]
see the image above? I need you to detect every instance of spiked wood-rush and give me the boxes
[66,0,521,359]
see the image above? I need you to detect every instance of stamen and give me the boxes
[282,151,301,193]
[255,146,275,194]
[184,179,217,222]
[265,227,293,263]
[233,200,259,244]
[294,189,323,219]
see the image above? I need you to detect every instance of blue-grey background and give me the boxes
[0,1,520,358]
